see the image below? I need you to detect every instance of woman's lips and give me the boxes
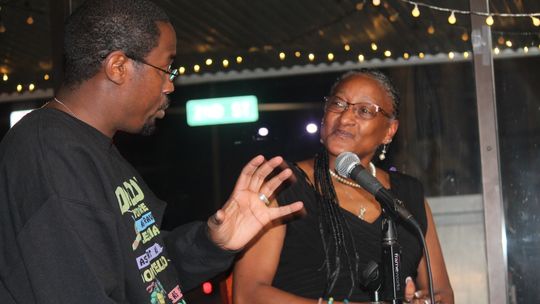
[333,129,354,139]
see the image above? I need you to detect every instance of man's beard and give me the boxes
[140,121,156,136]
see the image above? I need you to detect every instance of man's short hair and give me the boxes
[63,0,170,87]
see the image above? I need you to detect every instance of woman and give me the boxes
[233,69,454,303]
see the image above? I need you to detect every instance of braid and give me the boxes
[314,148,360,298]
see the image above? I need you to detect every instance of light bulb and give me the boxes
[279,52,286,60]
[28,83,35,91]
[193,64,200,72]
[344,44,350,51]
[531,16,540,27]
[236,56,243,63]
[486,15,494,26]
[327,53,334,61]
[448,11,456,24]
[427,25,435,35]
[371,42,378,51]
[524,46,529,53]
[372,0,381,7]
[2,74,7,81]
[308,53,315,61]
[463,51,469,58]
[205,58,212,66]
[358,54,365,62]
[403,53,410,59]
[448,52,455,59]
[505,40,512,47]
[384,50,391,57]
[222,59,229,67]
[412,4,420,18]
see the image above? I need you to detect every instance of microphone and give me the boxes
[335,152,418,227]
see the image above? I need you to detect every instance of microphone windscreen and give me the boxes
[335,152,360,177]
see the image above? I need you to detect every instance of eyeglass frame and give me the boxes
[323,96,396,120]
[125,55,179,82]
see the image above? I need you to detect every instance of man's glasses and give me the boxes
[324,96,395,120]
[126,55,179,82]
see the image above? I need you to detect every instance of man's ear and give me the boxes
[103,51,130,85]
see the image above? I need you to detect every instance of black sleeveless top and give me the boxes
[273,164,428,302]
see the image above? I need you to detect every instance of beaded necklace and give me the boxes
[329,162,376,220]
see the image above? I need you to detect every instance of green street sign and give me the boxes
[186,95,259,126]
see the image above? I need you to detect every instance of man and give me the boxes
[0,1,302,303]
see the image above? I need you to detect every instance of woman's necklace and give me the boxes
[329,162,376,220]
[52,97,76,117]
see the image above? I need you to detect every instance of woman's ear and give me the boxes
[384,119,399,144]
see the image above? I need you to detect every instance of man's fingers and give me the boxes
[266,201,303,220]
[246,156,284,192]
[258,168,292,199]
[233,155,266,191]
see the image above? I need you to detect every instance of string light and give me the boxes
[327,53,334,61]
[236,56,243,63]
[384,50,392,57]
[205,58,212,66]
[193,64,200,72]
[308,53,315,61]
[506,40,512,47]
[419,52,425,59]
[448,11,456,24]
[493,47,500,54]
[43,74,50,80]
[294,51,301,58]
[411,4,420,17]
[2,74,7,81]
[344,44,351,51]
[28,83,35,91]
[448,51,455,59]
[400,0,540,20]
[279,52,286,60]
[358,54,365,62]
[178,67,186,74]
[486,15,494,26]
[372,0,381,7]
[371,42,378,51]
[222,59,229,68]
[16,84,22,92]
[524,46,529,53]
[532,16,540,27]
[403,52,410,59]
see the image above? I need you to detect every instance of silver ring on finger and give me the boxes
[258,193,271,206]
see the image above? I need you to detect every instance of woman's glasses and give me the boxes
[324,96,395,120]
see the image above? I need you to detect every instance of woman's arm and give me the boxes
[233,217,320,304]
[408,201,454,304]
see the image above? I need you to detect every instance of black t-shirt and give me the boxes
[273,163,428,302]
[0,108,233,304]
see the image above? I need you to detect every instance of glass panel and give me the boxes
[494,55,540,304]
[169,62,488,303]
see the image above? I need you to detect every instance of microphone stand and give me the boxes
[380,214,403,304]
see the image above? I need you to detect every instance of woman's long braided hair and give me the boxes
[315,69,400,297]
